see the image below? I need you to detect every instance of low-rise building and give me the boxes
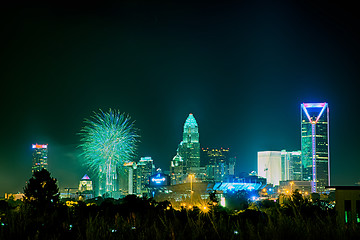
[328,186,360,224]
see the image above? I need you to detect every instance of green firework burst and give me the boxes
[78,109,140,174]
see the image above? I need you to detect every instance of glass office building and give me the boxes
[301,103,329,192]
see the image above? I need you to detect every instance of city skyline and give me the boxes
[1,1,360,196]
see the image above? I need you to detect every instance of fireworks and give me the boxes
[78,109,139,195]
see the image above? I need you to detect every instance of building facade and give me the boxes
[31,144,48,173]
[258,150,303,186]
[301,103,329,192]
[170,153,186,185]
[202,148,234,182]
[258,151,282,186]
[330,186,360,224]
[123,157,155,196]
[78,174,94,200]
[281,150,302,181]
[135,157,156,196]
[79,174,93,192]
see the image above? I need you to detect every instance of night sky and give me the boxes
[1,1,360,196]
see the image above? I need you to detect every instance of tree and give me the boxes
[23,169,60,211]
[225,190,250,210]
[208,190,219,206]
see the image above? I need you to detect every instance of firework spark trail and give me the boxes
[78,109,139,194]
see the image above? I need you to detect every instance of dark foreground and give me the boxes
[1,195,360,240]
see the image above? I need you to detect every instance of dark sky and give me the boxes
[1,1,359,196]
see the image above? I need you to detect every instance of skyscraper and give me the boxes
[123,157,155,196]
[301,102,329,192]
[136,157,156,196]
[31,144,48,173]
[281,150,302,181]
[201,148,230,182]
[178,113,200,173]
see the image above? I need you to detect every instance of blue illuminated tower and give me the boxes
[178,113,200,173]
[31,144,48,173]
[301,103,329,192]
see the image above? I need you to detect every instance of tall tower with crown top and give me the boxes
[178,113,200,174]
[301,103,329,193]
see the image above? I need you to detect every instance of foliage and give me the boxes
[23,168,60,211]
[208,190,219,207]
[1,189,360,239]
[224,190,250,210]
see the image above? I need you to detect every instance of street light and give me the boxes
[290,181,294,193]
[189,174,195,193]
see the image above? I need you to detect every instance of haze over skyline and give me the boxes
[1,1,360,196]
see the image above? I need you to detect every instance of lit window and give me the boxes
[345,200,351,223]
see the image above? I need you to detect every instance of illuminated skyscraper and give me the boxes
[178,113,200,173]
[301,103,329,192]
[31,144,48,173]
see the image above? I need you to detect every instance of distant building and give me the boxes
[79,174,93,191]
[301,103,330,192]
[31,144,48,173]
[135,157,156,196]
[258,150,303,186]
[201,148,235,182]
[78,174,94,200]
[177,114,201,174]
[123,161,136,195]
[60,188,78,199]
[123,157,155,197]
[279,180,311,195]
[258,151,281,186]
[228,157,236,176]
[5,193,24,201]
[281,150,302,181]
[170,153,186,185]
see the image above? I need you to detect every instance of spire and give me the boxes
[82,174,91,180]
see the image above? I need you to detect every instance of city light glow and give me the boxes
[220,197,226,207]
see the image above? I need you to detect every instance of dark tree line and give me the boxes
[0,169,359,240]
